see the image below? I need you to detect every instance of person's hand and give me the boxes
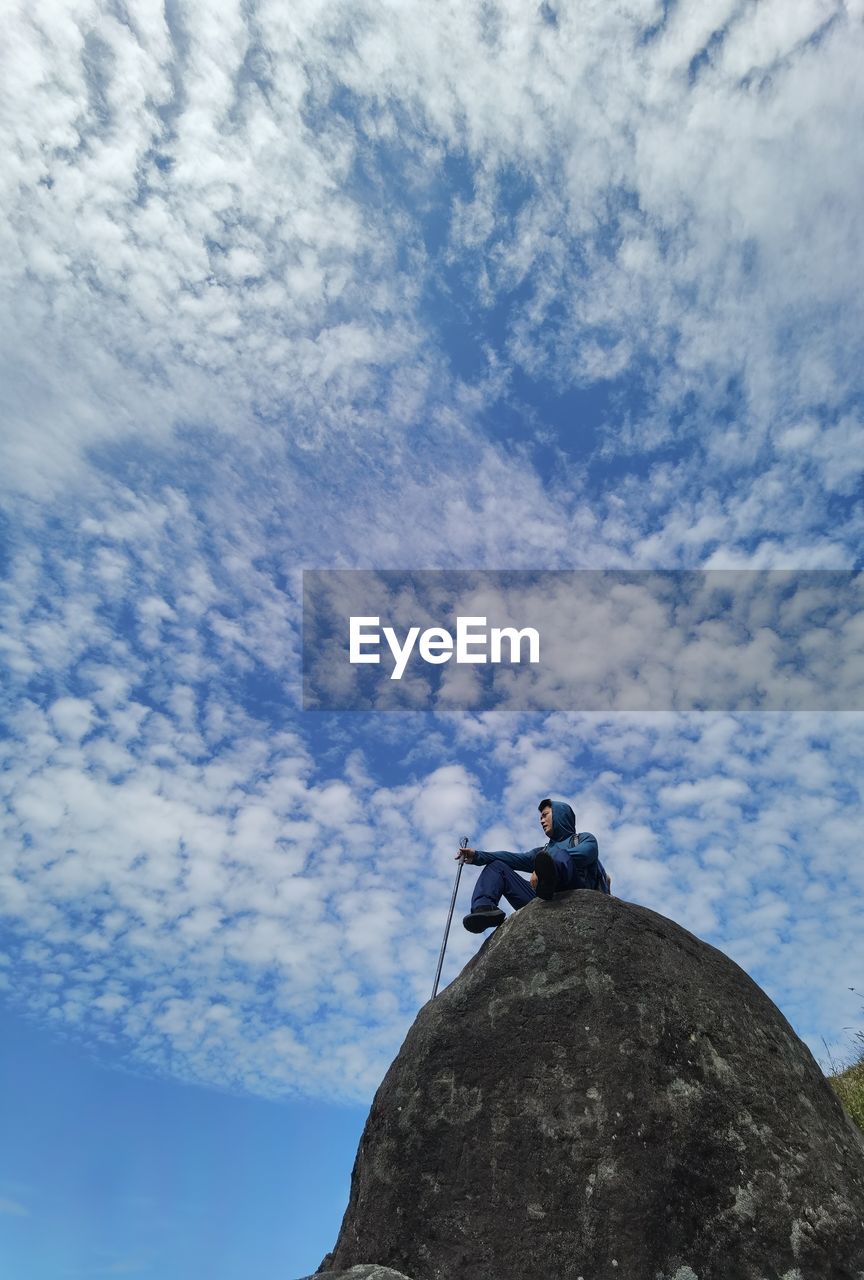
[456,847,476,863]
[530,871,538,890]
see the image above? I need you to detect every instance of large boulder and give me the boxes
[323,892,864,1280]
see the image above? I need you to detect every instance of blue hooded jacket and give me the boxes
[473,800,608,892]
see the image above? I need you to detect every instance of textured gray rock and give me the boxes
[323,891,864,1280]
[304,1268,414,1280]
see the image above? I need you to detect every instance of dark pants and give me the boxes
[471,853,579,913]
[471,861,536,912]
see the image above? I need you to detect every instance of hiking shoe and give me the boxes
[462,907,506,933]
[533,850,558,900]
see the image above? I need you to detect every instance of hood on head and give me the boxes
[545,799,576,842]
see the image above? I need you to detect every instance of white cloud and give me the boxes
[1,0,863,1106]
[49,697,96,742]
[0,0,861,565]
[3,612,864,1100]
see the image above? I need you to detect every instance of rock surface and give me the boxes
[322,892,864,1280]
[304,1268,414,1280]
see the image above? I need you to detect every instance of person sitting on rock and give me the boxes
[458,797,609,933]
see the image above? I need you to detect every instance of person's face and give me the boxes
[539,805,553,837]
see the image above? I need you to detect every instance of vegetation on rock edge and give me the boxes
[829,1033,864,1133]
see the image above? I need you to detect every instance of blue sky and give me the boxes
[2,0,864,1276]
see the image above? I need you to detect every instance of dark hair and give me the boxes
[538,798,552,811]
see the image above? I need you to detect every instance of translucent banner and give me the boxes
[301,570,864,712]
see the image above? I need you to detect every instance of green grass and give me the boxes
[828,1032,864,1133]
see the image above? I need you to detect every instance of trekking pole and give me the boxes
[431,836,469,1000]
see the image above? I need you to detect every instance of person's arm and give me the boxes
[567,832,599,872]
[470,845,542,873]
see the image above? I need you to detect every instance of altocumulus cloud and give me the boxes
[3,647,863,1099]
[1,0,863,1102]
[1,0,862,563]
